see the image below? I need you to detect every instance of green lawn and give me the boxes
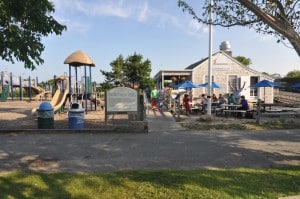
[0,167,299,199]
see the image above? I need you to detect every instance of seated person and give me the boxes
[237,95,249,118]
[227,93,236,104]
[239,95,249,110]
[212,94,218,103]
[218,93,227,107]
[200,93,207,113]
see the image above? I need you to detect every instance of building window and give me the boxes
[204,75,214,82]
[250,76,258,96]
[228,75,238,88]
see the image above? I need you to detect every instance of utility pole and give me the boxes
[207,0,213,115]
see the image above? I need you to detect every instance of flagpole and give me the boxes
[207,0,213,115]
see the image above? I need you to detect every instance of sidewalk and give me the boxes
[145,107,186,132]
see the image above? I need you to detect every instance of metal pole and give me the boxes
[10,72,14,101]
[207,0,213,115]
[69,65,72,103]
[75,67,78,102]
[89,66,93,111]
[84,65,87,114]
[29,76,32,101]
[19,76,23,100]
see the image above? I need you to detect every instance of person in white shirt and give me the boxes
[229,81,246,104]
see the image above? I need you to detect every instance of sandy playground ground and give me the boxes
[0,100,113,130]
[1,99,300,131]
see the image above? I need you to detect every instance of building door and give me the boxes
[240,76,250,100]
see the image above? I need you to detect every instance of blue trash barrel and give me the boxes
[68,103,84,129]
[37,102,54,129]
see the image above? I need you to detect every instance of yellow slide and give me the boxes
[29,85,52,101]
[50,76,69,112]
[32,76,69,115]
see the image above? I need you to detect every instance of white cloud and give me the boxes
[137,1,149,22]
[52,0,146,19]
[188,20,202,33]
[63,18,91,33]
[50,0,197,34]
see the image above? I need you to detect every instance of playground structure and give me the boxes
[0,69,99,117]
[31,73,100,116]
[2,50,100,126]
[0,71,49,101]
[32,50,99,116]
[31,75,70,115]
[64,50,98,113]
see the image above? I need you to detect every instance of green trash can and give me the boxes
[0,85,9,102]
[68,103,84,129]
[37,102,54,129]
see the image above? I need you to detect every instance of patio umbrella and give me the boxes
[174,81,200,90]
[250,79,280,101]
[291,83,300,88]
[251,80,277,88]
[198,81,222,89]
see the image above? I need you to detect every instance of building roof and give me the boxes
[184,51,273,80]
[185,58,207,69]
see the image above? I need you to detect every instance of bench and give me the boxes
[223,109,246,118]
[214,107,224,116]
[191,107,201,114]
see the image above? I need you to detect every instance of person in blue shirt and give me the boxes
[240,95,249,110]
[236,95,249,118]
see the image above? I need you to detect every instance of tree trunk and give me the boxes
[287,33,300,57]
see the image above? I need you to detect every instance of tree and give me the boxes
[281,69,300,85]
[124,52,152,89]
[261,72,270,76]
[101,53,153,90]
[234,55,252,66]
[110,55,126,86]
[178,0,300,56]
[286,70,300,78]
[0,0,67,70]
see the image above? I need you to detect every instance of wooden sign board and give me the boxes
[106,87,138,112]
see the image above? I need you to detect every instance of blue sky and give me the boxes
[1,0,299,82]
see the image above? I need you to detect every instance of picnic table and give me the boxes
[221,104,245,118]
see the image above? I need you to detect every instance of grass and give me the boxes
[180,117,300,131]
[0,167,299,198]
[182,122,300,131]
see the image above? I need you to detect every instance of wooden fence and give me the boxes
[274,90,300,106]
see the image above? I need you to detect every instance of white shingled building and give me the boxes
[154,41,274,103]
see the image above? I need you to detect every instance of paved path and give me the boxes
[0,108,299,173]
[146,108,185,132]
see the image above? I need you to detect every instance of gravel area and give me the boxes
[0,100,299,173]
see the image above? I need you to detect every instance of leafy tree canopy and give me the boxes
[0,0,67,70]
[178,0,300,56]
[286,70,300,78]
[261,72,270,76]
[100,53,153,90]
[234,55,252,66]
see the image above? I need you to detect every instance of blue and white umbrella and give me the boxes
[174,81,200,90]
[250,80,281,101]
[198,81,222,89]
[250,80,279,88]
[291,83,300,88]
